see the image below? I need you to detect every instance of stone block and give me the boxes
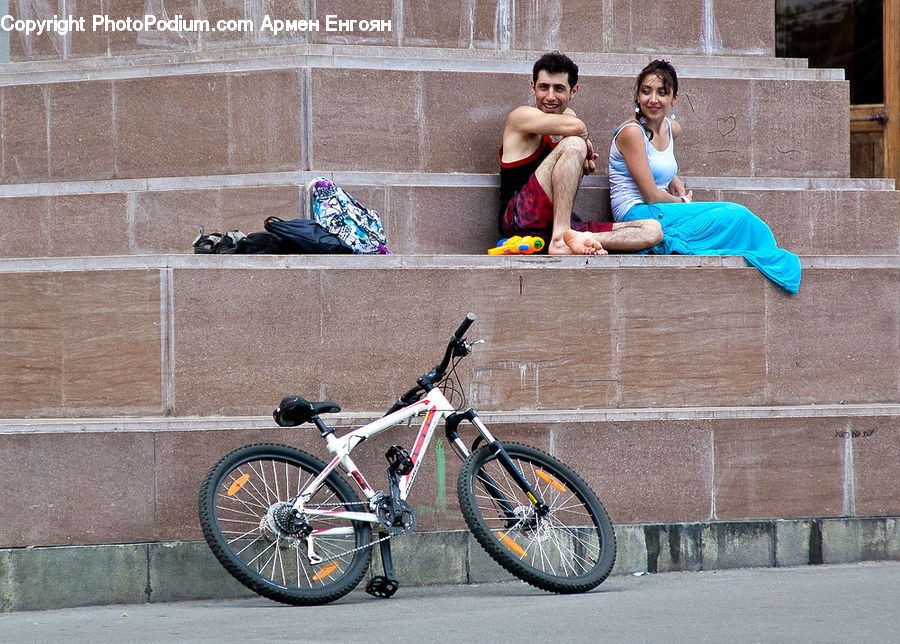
[852,416,900,517]
[7,0,65,60]
[172,266,326,415]
[752,80,849,178]
[152,427,313,541]
[132,189,222,255]
[673,79,754,178]
[716,0,774,54]
[0,197,51,258]
[713,417,844,519]
[886,519,900,560]
[422,71,520,175]
[554,420,713,524]
[711,188,900,257]
[466,533,517,583]
[115,74,230,179]
[0,270,163,417]
[628,0,705,54]
[107,0,202,55]
[310,68,422,172]
[0,272,63,414]
[610,524,646,576]
[378,531,468,586]
[48,81,115,180]
[643,523,703,573]
[616,267,768,407]
[1,84,48,182]
[7,544,148,611]
[131,186,301,254]
[774,519,812,567]
[149,541,254,602]
[228,71,305,172]
[766,268,900,406]
[371,184,499,255]
[464,268,619,411]
[401,0,472,48]
[701,521,774,570]
[313,0,397,46]
[0,432,157,546]
[69,0,111,57]
[0,551,9,612]
[821,518,887,564]
[47,194,130,257]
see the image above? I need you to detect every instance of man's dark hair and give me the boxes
[532,51,578,89]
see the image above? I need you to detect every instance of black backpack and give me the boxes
[263,217,353,254]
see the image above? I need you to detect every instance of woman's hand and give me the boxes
[667,176,692,203]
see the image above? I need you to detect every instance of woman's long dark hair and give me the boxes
[633,59,678,142]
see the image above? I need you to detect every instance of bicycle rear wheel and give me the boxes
[458,442,616,593]
[198,443,372,605]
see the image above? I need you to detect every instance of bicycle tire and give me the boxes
[458,442,616,593]
[198,443,372,605]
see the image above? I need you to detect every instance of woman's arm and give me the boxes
[665,120,692,201]
[616,125,686,204]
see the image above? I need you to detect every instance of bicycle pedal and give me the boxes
[365,575,399,599]
[385,445,414,476]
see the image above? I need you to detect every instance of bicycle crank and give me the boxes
[374,497,417,535]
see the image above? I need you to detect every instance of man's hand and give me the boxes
[583,138,598,175]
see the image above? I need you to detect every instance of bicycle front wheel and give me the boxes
[198,443,372,605]
[458,442,616,593]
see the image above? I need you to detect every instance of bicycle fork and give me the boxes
[445,409,550,520]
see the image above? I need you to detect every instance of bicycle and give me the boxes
[198,314,617,605]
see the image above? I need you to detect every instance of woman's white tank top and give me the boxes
[608,118,678,221]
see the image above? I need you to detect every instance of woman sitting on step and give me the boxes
[570,59,801,293]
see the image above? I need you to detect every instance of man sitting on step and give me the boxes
[499,51,662,255]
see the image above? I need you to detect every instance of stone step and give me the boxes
[1,256,896,419]
[0,405,896,548]
[0,44,829,86]
[0,174,896,257]
[5,523,899,611]
[6,0,777,62]
[0,66,851,187]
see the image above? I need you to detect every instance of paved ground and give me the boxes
[1,562,897,643]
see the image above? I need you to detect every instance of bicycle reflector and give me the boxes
[312,562,339,582]
[227,473,251,497]
[497,532,527,558]
[535,469,567,493]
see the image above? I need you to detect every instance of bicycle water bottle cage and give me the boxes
[273,396,341,427]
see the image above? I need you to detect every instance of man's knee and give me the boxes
[555,135,587,157]
[642,219,663,245]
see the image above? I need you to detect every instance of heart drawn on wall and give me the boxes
[716,116,736,136]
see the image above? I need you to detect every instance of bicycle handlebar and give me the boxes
[384,314,476,416]
[453,313,475,341]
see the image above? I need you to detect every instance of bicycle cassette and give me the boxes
[374,497,417,535]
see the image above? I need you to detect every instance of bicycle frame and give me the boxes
[291,387,459,528]
[288,360,549,566]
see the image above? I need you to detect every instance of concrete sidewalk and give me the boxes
[0,561,897,643]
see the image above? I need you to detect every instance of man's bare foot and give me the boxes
[561,229,607,255]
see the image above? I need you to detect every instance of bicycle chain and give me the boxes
[290,499,394,564]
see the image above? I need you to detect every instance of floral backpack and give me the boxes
[308,177,391,254]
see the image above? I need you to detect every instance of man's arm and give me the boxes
[506,105,588,139]
[502,106,596,170]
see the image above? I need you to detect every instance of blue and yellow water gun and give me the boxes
[487,235,545,255]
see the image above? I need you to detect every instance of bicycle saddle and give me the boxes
[273,396,341,427]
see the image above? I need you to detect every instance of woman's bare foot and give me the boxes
[561,229,607,255]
